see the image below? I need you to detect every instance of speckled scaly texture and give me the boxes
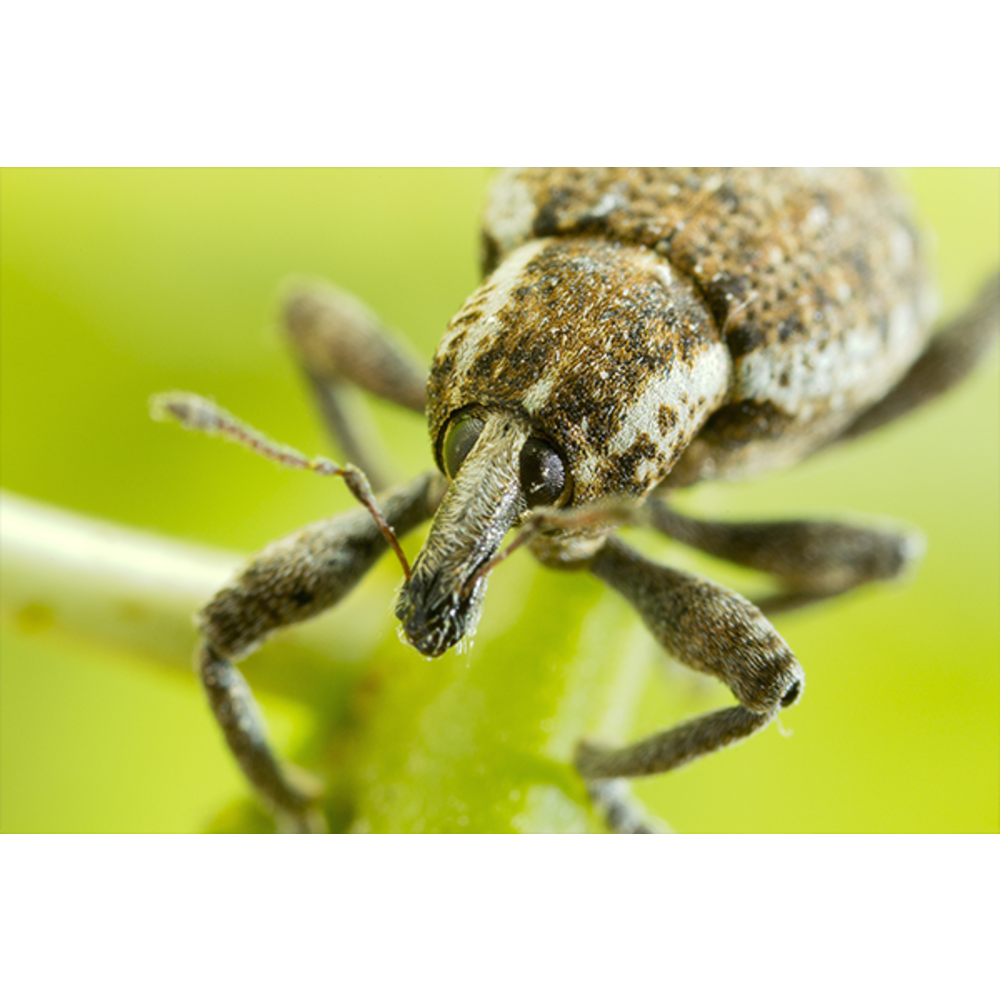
[470,168,936,488]
[428,236,730,503]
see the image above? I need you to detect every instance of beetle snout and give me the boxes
[395,568,486,657]
[393,412,530,658]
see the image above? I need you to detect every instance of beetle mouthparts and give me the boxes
[395,571,487,658]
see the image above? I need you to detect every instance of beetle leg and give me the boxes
[646,499,923,615]
[835,271,999,444]
[196,471,444,832]
[576,537,804,821]
[587,779,672,834]
[282,281,429,490]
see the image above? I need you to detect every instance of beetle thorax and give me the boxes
[427,237,732,505]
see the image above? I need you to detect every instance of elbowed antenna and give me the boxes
[150,392,412,580]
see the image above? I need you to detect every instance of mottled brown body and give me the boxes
[449,168,936,491]
[157,168,998,833]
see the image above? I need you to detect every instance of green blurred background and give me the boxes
[2,168,997,833]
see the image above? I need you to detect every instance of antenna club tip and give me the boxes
[149,391,218,431]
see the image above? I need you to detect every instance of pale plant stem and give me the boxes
[0,490,378,680]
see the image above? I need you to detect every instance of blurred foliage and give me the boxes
[1,168,997,833]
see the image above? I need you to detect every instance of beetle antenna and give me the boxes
[459,516,544,599]
[151,392,412,580]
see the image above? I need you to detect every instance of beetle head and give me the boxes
[397,236,732,657]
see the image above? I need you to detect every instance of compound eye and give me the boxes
[519,438,567,508]
[442,413,485,479]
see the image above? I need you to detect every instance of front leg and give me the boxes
[576,538,803,824]
[198,471,443,832]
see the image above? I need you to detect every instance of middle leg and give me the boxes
[645,498,923,615]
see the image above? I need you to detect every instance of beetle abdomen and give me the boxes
[482,168,937,485]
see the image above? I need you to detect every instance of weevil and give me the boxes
[154,168,999,833]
